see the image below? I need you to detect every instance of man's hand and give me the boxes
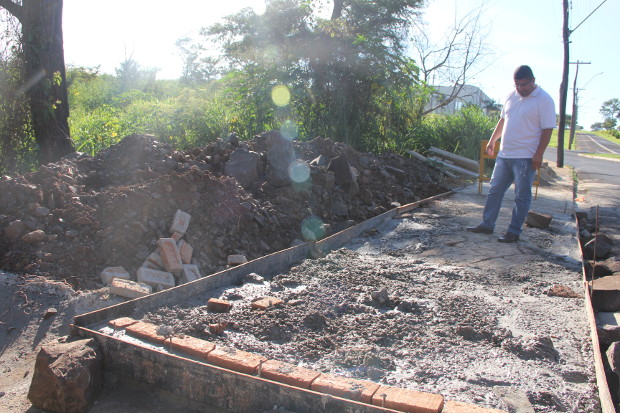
[486,142,496,156]
[532,153,543,170]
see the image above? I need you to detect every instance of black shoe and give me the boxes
[498,232,520,243]
[466,224,494,234]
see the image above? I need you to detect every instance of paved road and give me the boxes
[575,132,620,155]
[544,136,619,235]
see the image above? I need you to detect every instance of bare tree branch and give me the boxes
[0,0,22,22]
[410,2,492,116]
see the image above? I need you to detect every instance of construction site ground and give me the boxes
[1,142,617,412]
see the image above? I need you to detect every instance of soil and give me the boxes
[0,133,610,412]
[138,178,599,412]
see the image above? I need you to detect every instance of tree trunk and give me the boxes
[20,0,74,164]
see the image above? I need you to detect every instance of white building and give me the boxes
[426,84,496,115]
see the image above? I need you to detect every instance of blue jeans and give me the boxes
[481,157,536,235]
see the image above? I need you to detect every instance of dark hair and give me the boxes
[514,65,534,80]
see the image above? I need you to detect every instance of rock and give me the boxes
[21,230,47,243]
[4,219,26,240]
[264,130,295,187]
[227,254,248,266]
[328,154,359,197]
[243,272,265,284]
[225,148,260,189]
[583,233,614,259]
[607,341,620,373]
[28,338,102,413]
[371,288,390,305]
[525,211,553,229]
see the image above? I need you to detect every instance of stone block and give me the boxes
[158,238,183,273]
[136,267,176,289]
[227,254,248,266]
[207,345,267,375]
[311,373,379,404]
[207,298,232,313]
[597,312,620,347]
[607,341,620,374]
[260,359,320,389]
[110,278,152,299]
[371,385,444,413]
[525,211,552,229]
[21,229,47,243]
[251,296,284,310]
[100,266,131,285]
[177,239,193,264]
[170,209,191,235]
[180,264,201,284]
[592,275,620,312]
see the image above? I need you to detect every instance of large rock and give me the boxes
[583,233,614,260]
[263,130,295,187]
[525,211,552,229]
[328,154,359,197]
[224,148,260,189]
[28,338,102,413]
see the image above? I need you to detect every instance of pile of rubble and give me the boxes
[0,132,454,290]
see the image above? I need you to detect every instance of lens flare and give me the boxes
[271,85,291,107]
[301,215,325,241]
[288,160,310,184]
[280,119,298,140]
[252,1,267,15]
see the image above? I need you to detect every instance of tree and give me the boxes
[600,98,620,129]
[409,4,491,117]
[200,0,424,149]
[0,0,74,165]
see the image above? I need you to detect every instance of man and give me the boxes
[467,65,556,243]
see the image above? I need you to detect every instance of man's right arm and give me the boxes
[486,118,504,156]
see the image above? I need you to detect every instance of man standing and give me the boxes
[467,65,556,243]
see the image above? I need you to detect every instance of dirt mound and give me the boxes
[0,133,453,289]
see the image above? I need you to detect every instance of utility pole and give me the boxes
[557,0,607,167]
[568,61,591,150]
[557,0,570,168]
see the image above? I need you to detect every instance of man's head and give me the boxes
[513,65,536,97]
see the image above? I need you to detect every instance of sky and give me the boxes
[62,0,619,131]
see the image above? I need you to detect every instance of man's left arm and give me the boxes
[532,128,553,170]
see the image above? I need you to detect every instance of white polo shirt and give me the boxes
[498,86,556,158]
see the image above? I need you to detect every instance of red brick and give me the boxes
[108,317,138,329]
[177,239,193,264]
[207,345,267,375]
[371,385,444,413]
[260,359,321,389]
[170,209,191,235]
[110,278,152,299]
[310,373,379,404]
[442,400,507,413]
[157,238,183,273]
[251,296,284,310]
[207,298,232,313]
[169,336,216,360]
[125,321,167,344]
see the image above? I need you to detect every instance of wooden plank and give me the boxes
[429,147,479,172]
[396,190,455,215]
